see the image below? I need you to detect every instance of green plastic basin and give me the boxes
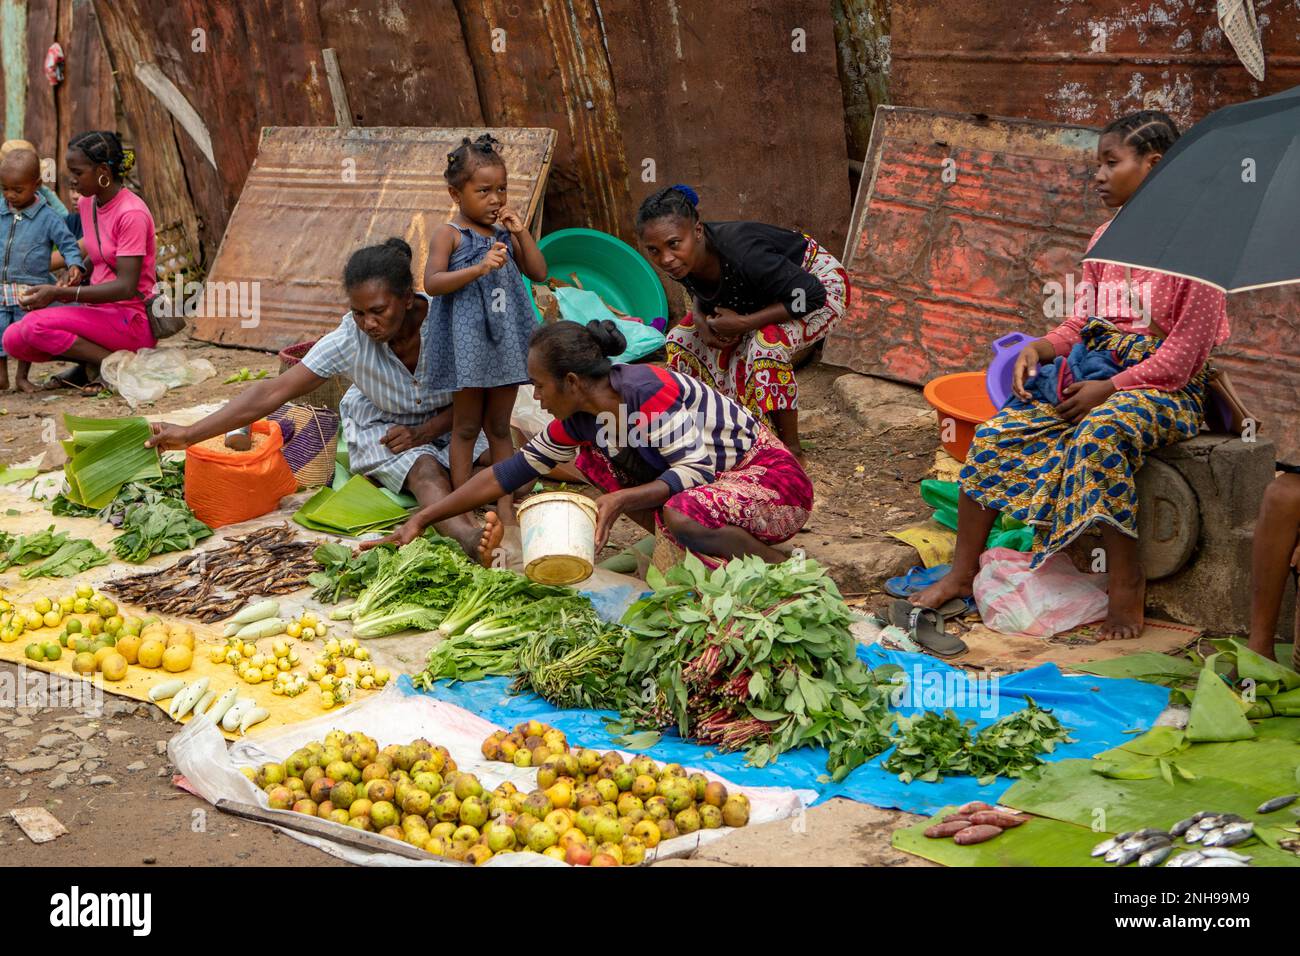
[535,228,669,322]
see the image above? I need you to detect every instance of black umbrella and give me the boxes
[1084,84,1300,293]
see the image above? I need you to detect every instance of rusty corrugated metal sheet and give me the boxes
[891,0,1300,130]
[317,0,484,127]
[824,107,1100,381]
[602,0,852,255]
[192,126,555,352]
[456,0,632,240]
[824,106,1300,464]
[95,0,335,264]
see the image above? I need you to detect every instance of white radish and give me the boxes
[238,707,269,735]
[229,600,280,626]
[205,688,239,725]
[222,699,254,732]
[169,677,209,720]
[234,617,287,641]
[148,679,187,702]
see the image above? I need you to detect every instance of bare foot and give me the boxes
[477,511,506,568]
[14,376,40,394]
[1097,570,1146,640]
[909,570,975,610]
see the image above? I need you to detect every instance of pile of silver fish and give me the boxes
[1091,809,1261,867]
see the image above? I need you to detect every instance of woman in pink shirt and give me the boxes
[911,111,1231,641]
[6,130,156,391]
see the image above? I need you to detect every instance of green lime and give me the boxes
[43,643,62,661]
[24,643,44,662]
[65,618,82,635]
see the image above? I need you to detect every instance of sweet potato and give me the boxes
[952,824,1003,845]
[957,801,994,815]
[941,814,973,824]
[969,811,1025,828]
[924,820,974,838]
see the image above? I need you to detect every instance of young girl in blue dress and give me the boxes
[425,135,548,527]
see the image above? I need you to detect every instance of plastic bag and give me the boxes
[510,384,553,443]
[554,287,666,362]
[973,547,1108,637]
[100,346,216,408]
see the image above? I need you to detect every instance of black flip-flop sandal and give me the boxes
[888,599,968,658]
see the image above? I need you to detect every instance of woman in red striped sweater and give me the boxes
[366,319,814,565]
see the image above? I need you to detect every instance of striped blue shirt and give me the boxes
[494,364,762,495]
[301,293,452,422]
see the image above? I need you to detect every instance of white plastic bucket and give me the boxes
[515,491,599,586]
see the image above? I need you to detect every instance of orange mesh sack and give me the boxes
[184,420,298,528]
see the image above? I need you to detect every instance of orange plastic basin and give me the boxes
[923,372,998,463]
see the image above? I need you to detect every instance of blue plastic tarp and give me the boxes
[400,643,1170,816]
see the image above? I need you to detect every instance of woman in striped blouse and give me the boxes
[369,319,815,564]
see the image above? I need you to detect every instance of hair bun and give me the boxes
[670,184,699,207]
[586,319,627,358]
[382,237,413,259]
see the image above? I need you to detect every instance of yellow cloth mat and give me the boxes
[0,481,373,739]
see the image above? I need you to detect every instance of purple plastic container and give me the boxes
[986,332,1039,409]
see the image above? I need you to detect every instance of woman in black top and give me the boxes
[635,185,849,459]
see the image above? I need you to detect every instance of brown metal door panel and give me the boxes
[454,0,632,240]
[891,0,1300,129]
[317,0,484,127]
[192,125,556,352]
[601,0,852,254]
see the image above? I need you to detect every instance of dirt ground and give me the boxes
[1,341,942,867]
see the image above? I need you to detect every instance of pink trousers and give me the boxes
[1,302,155,363]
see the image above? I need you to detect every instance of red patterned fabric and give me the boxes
[575,425,812,566]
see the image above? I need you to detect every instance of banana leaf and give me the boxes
[893,807,1111,867]
[1117,726,1188,757]
[292,475,409,535]
[1210,637,1300,691]
[62,415,161,509]
[1069,652,1201,686]
[896,801,1300,867]
[1185,654,1256,743]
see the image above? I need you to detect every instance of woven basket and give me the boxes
[651,526,687,575]
[267,404,340,490]
[278,341,351,410]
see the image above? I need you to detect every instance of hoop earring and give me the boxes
[98,174,112,188]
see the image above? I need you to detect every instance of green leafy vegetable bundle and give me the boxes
[341,536,476,638]
[19,538,110,579]
[884,698,1073,785]
[111,498,212,563]
[0,526,71,571]
[308,541,391,604]
[618,553,901,780]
